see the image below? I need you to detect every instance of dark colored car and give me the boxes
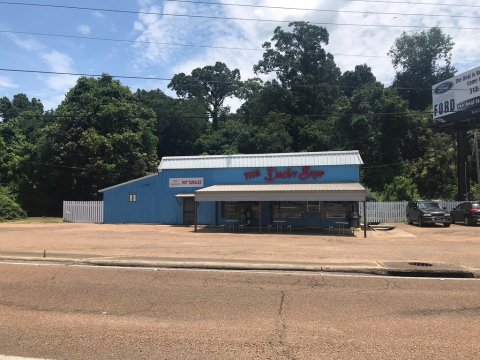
[451,201,480,226]
[406,201,451,227]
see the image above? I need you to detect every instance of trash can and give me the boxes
[348,212,360,228]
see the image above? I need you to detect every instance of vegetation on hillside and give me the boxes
[1,23,478,216]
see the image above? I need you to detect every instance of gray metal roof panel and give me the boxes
[159,151,363,170]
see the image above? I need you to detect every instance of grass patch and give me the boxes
[1,217,64,224]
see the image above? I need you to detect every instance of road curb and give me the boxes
[1,255,478,278]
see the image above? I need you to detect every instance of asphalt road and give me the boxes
[0,263,479,360]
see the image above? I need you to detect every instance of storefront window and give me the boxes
[221,202,259,223]
[272,202,306,220]
[222,202,241,220]
[307,201,320,213]
[321,202,352,219]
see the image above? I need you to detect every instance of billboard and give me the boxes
[432,65,480,127]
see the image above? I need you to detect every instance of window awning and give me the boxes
[194,183,366,202]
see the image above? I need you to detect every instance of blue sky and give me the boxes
[1,0,479,111]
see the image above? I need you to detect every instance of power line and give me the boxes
[0,30,389,58]
[16,110,434,122]
[1,30,477,63]
[0,30,261,52]
[165,0,480,19]
[344,0,480,9]
[0,67,469,92]
[0,1,477,30]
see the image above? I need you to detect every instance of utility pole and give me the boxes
[456,126,470,200]
[475,130,480,190]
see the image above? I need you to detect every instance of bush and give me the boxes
[0,192,27,220]
[383,176,420,201]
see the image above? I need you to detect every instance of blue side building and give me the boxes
[99,151,366,232]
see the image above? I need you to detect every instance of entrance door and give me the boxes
[183,198,195,225]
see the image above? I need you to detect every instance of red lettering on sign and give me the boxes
[298,166,325,181]
[244,169,261,180]
[244,167,325,182]
[265,167,298,182]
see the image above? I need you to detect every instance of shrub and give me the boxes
[383,176,420,201]
[0,192,27,220]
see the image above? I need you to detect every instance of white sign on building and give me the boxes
[169,177,204,188]
[432,65,480,124]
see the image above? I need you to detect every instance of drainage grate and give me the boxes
[408,262,433,267]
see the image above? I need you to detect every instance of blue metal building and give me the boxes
[99,151,366,232]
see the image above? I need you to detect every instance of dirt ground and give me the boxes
[0,221,479,269]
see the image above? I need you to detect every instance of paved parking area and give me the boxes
[0,221,478,268]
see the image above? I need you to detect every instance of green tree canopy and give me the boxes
[168,62,241,129]
[135,89,208,158]
[388,27,455,110]
[0,94,43,123]
[254,21,341,115]
[340,64,378,97]
[331,84,413,191]
[18,74,159,215]
[383,176,420,201]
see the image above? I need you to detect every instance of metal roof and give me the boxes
[159,151,363,171]
[98,173,157,193]
[196,183,365,193]
[195,183,366,202]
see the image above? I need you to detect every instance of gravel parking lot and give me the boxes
[0,221,479,268]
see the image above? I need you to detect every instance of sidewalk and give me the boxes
[0,222,479,276]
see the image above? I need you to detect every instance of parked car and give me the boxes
[406,201,451,227]
[451,201,480,226]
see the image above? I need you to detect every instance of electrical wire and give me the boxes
[12,109,434,122]
[0,67,467,92]
[2,29,477,63]
[0,30,389,58]
[0,1,477,30]
[164,0,480,19]
[344,0,480,9]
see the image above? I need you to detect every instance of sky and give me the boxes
[1,0,480,111]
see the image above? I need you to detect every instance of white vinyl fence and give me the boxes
[359,200,462,224]
[62,200,461,225]
[63,201,103,224]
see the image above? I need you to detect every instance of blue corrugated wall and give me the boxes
[102,165,360,224]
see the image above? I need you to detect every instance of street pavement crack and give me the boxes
[274,290,296,360]
[50,266,66,281]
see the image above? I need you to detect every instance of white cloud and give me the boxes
[92,11,105,19]
[7,33,44,51]
[40,50,78,94]
[129,0,480,111]
[77,24,91,35]
[0,75,17,89]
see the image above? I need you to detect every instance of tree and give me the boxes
[168,62,241,129]
[135,89,208,158]
[195,117,253,155]
[0,189,26,220]
[254,21,341,115]
[0,94,43,123]
[383,176,420,201]
[340,64,378,97]
[331,84,413,191]
[18,74,159,215]
[406,132,457,199]
[388,27,455,110]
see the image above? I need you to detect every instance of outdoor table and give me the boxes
[272,220,287,233]
[334,221,350,235]
[225,219,239,232]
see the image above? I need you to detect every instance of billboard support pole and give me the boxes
[475,130,480,189]
[456,125,470,200]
